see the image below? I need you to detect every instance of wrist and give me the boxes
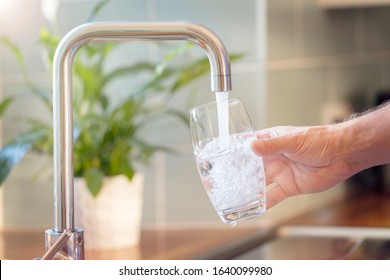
[340,104,390,174]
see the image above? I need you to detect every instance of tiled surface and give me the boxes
[1,80,52,142]
[267,67,327,126]
[264,0,390,228]
[3,154,54,226]
[267,0,390,128]
[55,0,148,35]
[302,0,357,58]
[0,1,47,74]
[165,150,218,223]
[333,63,388,108]
[155,0,258,55]
[267,0,301,60]
[230,71,266,130]
[4,0,390,228]
[363,6,390,52]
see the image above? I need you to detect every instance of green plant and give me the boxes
[0,0,242,196]
[0,97,13,117]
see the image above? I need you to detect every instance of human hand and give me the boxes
[251,125,355,209]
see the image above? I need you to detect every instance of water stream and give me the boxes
[215,91,229,149]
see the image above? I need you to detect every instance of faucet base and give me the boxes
[45,229,84,260]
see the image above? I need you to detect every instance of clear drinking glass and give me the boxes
[189,98,266,225]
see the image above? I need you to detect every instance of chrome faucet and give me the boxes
[42,22,231,260]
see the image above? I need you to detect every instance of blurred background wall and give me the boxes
[0,0,266,228]
[267,0,390,126]
[266,0,390,217]
[1,0,390,229]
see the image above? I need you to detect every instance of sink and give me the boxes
[199,226,390,260]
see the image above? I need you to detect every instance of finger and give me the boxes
[251,139,272,156]
[255,130,272,139]
[251,137,291,157]
[262,155,287,185]
[253,127,297,157]
[255,126,297,139]
[266,184,290,209]
[252,126,306,158]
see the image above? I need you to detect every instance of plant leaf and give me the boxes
[170,53,245,92]
[130,138,178,162]
[102,62,155,87]
[84,168,104,197]
[0,143,32,185]
[39,28,60,67]
[0,126,52,185]
[29,85,53,112]
[0,97,13,117]
[137,67,176,95]
[0,36,33,89]
[2,34,53,111]
[170,58,209,92]
[162,108,190,127]
[155,42,194,76]
[0,37,26,72]
[86,0,111,22]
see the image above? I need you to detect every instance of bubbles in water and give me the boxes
[197,136,265,212]
[199,160,213,176]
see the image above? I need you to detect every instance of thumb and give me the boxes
[251,136,295,157]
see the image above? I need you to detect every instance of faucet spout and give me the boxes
[46,22,232,259]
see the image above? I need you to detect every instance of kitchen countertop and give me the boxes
[1,190,390,260]
[0,225,261,260]
[283,190,390,228]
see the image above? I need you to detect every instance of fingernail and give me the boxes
[251,139,265,152]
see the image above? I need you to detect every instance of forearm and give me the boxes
[340,103,390,174]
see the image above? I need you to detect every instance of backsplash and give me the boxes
[1,0,390,228]
[0,0,265,227]
[267,0,390,126]
[264,0,390,222]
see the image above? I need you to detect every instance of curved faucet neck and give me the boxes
[52,22,232,232]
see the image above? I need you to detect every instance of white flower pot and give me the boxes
[74,173,144,250]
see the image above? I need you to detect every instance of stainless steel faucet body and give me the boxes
[44,21,231,260]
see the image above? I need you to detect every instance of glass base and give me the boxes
[217,199,266,225]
